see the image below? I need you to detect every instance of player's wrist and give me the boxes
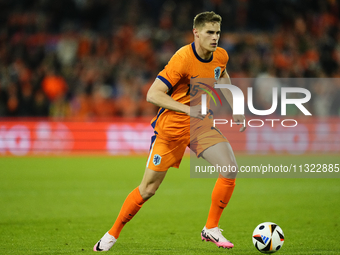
[183,105,190,116]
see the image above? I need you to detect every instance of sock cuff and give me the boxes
[217,177,236,186]
[132,187,147,205]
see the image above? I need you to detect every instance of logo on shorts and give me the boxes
[153,154,162,166]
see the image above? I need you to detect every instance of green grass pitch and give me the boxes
[0,155,339,254]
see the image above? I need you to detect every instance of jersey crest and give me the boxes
[214,67,221,81]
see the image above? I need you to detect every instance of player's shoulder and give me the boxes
[167,44,192,68]
[173,44,192,59]
[216,46,228,55]
[215,47,229,63]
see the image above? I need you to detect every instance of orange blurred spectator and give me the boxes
[42,69,68,101]
[115,94,139,118]
[92,86,116,117]
[273,50,291,70]
[78,33,92,58]
[69,92,93,119]
[6,83,19,116]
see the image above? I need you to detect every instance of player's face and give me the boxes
[196,22,221,52]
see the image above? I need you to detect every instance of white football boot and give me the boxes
[201,226,234,249]
[93,232,117,252]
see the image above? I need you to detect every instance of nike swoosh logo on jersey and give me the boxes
[191,75,199,79]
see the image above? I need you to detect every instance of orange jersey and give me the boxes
[151,42,229,139]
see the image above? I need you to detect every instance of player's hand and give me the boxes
[233,114,246,132]
[188,105,205,120]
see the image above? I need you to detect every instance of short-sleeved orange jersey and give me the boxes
[151,42,229,139]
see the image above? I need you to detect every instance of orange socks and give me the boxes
[108,187,146,238]
[205,178,236,229]
[108,179,234,238]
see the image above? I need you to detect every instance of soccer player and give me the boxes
[93,11,246,252]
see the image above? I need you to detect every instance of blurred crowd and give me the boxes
[1,0,340,118]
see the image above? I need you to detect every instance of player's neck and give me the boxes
[194,41,213,60]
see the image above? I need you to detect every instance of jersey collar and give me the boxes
[191,42,213,63]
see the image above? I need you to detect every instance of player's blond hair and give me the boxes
[193,11,222,29]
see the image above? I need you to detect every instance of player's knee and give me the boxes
[146,189,156,199]
[139,185,158,200]
[221,163,238,179]
[141,189,156,200]
[229,168,238,179]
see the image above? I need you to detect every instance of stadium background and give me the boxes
[0,1,340,254]
[0,0,340,155]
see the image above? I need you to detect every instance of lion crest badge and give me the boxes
[214,67,221,81]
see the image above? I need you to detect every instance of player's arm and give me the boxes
[147,78,204,119]
[218,71,246,132]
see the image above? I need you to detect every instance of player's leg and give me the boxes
[139,166,168,199]
[93,134,188,252]
[109,167,167,237]
[93,167,167,252]
[201,141,238,179]
[200,142,238,249]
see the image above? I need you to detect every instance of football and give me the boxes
[252,222,284,253]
